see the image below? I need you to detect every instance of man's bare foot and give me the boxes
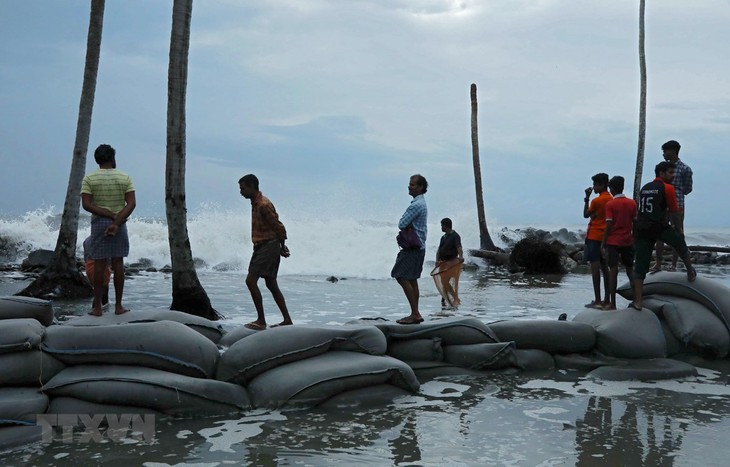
[115,306,130,315]
[270,321,293,328]
[88,310,102,316]
[687,267,697,283]
[396,315,424,324]
[603,305,617,311]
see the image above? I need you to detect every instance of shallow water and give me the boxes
[2,265,730,466]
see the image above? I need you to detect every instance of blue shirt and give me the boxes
[398,194,427,249]
[672,159,693,209]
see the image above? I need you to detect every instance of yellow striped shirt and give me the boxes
[81,168,135,214]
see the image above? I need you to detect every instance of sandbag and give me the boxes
[489,319,596,354]
[659,318,686,357]
[0,350,65,386]
[0,318,45,354]
[586,358,698,381]
[573,308,666,359]
[62,309,225,344]
[0,296,54,326]
[442,342,515,370]
[47,397,162,417]
[0,425,43,451]
[512,349,555,371]
[554,351,627,371]
[318,384,413,409]
[643,295,730,358]
[218,324,257,347]
[387,338,443,362]
[354,317,499,345]
[617,271,730,331]
[42,321,219,378]
[42,365,251,417]
[247,351,420,409]
[0,388,49,424]
[217,325,387,385]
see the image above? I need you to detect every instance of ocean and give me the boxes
[1,208,730,466]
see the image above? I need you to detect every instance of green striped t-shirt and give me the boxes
[81,168,135,215]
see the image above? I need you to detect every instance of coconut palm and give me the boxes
[17,0,106,299]
[470,83,497,251]
[633,0,647,200]
[165,0,220,319]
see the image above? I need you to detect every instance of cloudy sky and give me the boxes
[1,0,729,229]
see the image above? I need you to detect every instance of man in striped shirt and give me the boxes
[81,144,136,316]
[653,140,693,271]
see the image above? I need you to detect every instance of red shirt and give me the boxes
[586,191,613,241]
[604,194,637,246]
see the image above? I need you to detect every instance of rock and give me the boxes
[21,250,54,272]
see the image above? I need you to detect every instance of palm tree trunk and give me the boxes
[166,0,220,320]
[17,0,106,299]
[633,0,647,200]
[470,83,497,251]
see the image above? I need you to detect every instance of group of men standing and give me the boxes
[583,140,696,311]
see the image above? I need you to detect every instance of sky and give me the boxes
[1,0,729,229]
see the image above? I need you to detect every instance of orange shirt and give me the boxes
[586,190,613,241]
[250,192,287,245]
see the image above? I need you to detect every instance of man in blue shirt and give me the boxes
[654,140,693,272]
[392,174,428,324]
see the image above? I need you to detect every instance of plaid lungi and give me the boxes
[88,217,130,260]
[248,239,282,278]
[391,248,425,280]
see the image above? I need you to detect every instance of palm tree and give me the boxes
[633,0,647,200]
[165,0,220,319]
[470,83,497,251]
[17,0,106,299]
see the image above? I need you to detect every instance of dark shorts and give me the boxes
[606,245,634,268]
[391,248,426,281]
[634,223,688,280]
[248,240,282,279]
[584,239,604,264]
[88,217,129,260]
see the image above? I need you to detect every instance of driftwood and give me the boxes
[688,246,730,254]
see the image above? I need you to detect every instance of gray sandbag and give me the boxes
[573,308,666,359]
[442,342,515,370]
[0,349,65,386]
[247,351,420,409]
[489,319,596,354]
[0,318,45,354]
[42,320,219,378]
[617,271,730,331]
[0,387,49,424]
[586,358,698,381]
[659,318,686,357]
[0,296,54,326]
[62,309,225,344]
[387,338,443,362]
[318,384,413,409]
[216,325,387,385]
[643,295,730,358]
[218,324,257,347]
[554,351,627,371]
[47,397,162,417]
[351,316,499,345]
[42,365,251,416]
[513,349,555,371]
[0,425,43,451]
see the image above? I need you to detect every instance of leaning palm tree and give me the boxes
[17,0,106,299]
[633,0,647,200]
[165,0,220,319]
[470,83,497,251]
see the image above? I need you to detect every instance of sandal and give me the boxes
[687,267,697,283]
[244,322,267,331]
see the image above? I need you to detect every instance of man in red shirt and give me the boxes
[583,173,612,308]
[600,176,637,310]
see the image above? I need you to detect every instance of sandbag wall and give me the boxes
[0,297,57,449]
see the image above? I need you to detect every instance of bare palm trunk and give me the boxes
[470,83,497,251]
[17,0,105,299]
[633,0,647,200]
[166,0,220,319]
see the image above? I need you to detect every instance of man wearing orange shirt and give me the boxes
[583,172,612,308]
[600,176,637,310]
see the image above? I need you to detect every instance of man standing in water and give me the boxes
[435,217,464,307]
[653,140,693,272]
[81,144,136,316]
[631,161,696,310]
[239,174,292,330]
[393,174,428,324]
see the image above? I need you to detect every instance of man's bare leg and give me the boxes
[90,258,107,316]
[264,276,292,325]
[111,257,128,314]
[397,278,423,323]
[245,273,267,328]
